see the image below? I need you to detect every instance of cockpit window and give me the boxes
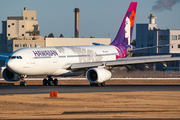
[18,56,22,59]
[9,56,23,59]
[10,56,16,59]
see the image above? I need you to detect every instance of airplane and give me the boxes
[0,2,180,86]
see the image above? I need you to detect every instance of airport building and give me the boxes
[136,14,180,54]
[0,7,110,53]
[0,7,45,53]
[0,7,111,66]
[135,14,180,70]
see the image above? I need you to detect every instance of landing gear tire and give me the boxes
[90,83,95,86]
[53,79,58,86]
[97,83,101,87]
[20,81,27,87]
[95,83,101,87]
[48,78,53,86]
[24,81,27,86]
[101,82,105,87]
[20,81,23,86]
[90,82,105,87]
[43,78,48,85]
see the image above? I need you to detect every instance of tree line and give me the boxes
[46,33,64,38]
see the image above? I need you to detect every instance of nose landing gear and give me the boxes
[20,75,27,87]
[20,81,27,86]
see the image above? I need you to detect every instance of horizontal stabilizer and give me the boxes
[128,44,174,52]
[62,62,103,70]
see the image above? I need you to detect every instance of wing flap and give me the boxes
[62,62,103,70]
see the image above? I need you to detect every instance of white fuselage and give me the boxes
[7,45,119,76]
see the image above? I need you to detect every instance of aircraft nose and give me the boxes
[6,60,14,69]
[6,59,19,73]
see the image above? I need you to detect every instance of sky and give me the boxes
[0,0,180,42]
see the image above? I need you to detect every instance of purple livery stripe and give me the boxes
[110,2,137,59]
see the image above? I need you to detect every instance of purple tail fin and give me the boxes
[110,2,137,46]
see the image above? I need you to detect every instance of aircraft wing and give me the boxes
[62,62,103,70]
[63,55,180,70]
[105,56,180,67]
[0,52,10,61]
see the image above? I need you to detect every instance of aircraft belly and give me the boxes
[18,59,60,75]
[33,60,60,75]
[58,70,85,76]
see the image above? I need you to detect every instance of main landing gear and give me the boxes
[90,82,105,87]
[43,76,58,86]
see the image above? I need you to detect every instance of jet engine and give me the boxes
[2,68,20,81]
[86,68,112,83]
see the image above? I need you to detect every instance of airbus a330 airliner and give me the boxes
[0,2,180,86]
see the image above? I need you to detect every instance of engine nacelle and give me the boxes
[86,68,112,83]
[2,68,20,81]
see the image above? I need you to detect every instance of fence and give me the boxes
[112,71,180,78]
[0,71,180,79]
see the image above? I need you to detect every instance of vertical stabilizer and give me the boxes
[110,2,137,46]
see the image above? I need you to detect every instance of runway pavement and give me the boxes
[0,85,180,95]
[10,119,178,120]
